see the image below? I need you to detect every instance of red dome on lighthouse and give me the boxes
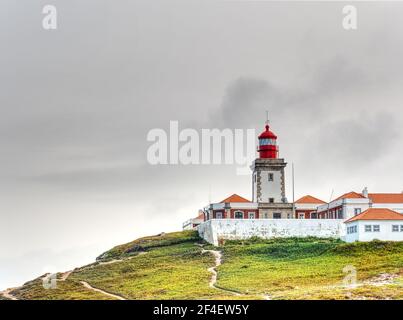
[258,123,278,159]
[258,124,277,140]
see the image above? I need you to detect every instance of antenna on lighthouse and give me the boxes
[265,110,269,126]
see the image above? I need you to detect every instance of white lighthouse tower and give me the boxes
[251,119,293,219]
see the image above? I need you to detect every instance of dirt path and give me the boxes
[0,288,19,300]
[327,272,399,291]
[80,281,126,300]
[0,252,148,301]
[363,273,399,286]
[60,270,72,281]
[201,249,227,289]
[0,271,67,300]
[197,243,271,299]
[77,254,150,300]
[197,243,236,294]
[78,252,148,272]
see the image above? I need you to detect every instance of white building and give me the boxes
[317,191,370,220]
[317,189,403,220]
[345,208,403,243]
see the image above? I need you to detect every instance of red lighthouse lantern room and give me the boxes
[258,123,278,159]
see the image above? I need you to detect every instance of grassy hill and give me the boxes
[3,231,403,300]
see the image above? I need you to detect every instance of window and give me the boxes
[273,212,281,219]
[269,198,274,203]
[216,212,223,219]
[373,225,380,232]
[287,213,292,219]
[365,225,372,232]
[347,225,357,234]
[234,211,243,219]
[392,225,399,232]
[354,208,361,216]
[298,213,305,219]
[259,139,268,146]
[259,139,276,146]
[337,209,343,219]
[254,174,256,183]
[263,212,269,219]
[401,225,403,232]
[248,212,255,219]
[268,173,273,181]
[311,212,317,219]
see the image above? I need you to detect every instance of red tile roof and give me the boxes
[334,191,365,201]
[220,194,251,203]
[345,208,403,223]
[369,193,403,204]
[295,195,326,204]
[195,211,205,220]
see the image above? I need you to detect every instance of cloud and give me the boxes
[309,113,398,168]
[212,77,281,128]
[212,57,380,131]
[311,56,373,98]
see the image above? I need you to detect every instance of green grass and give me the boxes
[7,232,403,300]
[217,238,403,299]
[71,242,224,299]
[96,230,200,261]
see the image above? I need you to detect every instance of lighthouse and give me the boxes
[251,118,293,219]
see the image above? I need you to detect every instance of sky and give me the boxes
[1,0,403,290]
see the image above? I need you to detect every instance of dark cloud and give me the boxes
[308,113,398,169]
[212,77,280,128]
[212,56,381,131]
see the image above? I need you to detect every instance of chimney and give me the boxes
[362,187,368,198]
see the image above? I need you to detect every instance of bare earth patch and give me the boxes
[363,273,399,286]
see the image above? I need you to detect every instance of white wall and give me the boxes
[344,202,371,220]
[228,202,258,209]
[198,219,345,246]
[210,202,258,210]
[253,170,282,202]
[295,203,321,210]
[345,221,359,243]
[354,220,403,242]
[258,170,282,202]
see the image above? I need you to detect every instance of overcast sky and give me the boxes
[1,1,403,289]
